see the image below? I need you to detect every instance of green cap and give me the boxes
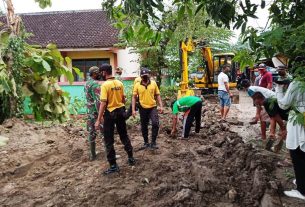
[89,66,99,74]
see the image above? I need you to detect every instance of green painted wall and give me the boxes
[23,80,135,115]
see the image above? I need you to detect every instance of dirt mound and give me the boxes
[0,104,301,207]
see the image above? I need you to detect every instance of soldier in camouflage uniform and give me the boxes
[84,66,102,161]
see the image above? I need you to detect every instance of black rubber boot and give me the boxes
[89,142,97,161]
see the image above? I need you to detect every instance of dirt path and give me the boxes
[230,91,261,144]
[0,98,304,207]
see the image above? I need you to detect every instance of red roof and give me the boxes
[5,10,119,48]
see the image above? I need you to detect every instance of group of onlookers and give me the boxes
[240,63,305,200]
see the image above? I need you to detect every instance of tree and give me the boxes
[0,0,81,123]
[164,9,233,78]
[244,0,305,78]
[103,0,305,127]
[103,2,234,85]
[104,5,179,86]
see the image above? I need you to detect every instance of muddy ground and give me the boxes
[0,92,304,207]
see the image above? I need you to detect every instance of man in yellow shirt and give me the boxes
[95,64,135,175]
[132,68,163,149]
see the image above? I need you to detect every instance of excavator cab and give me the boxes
[213,53,237,84]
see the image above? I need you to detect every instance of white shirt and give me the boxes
[277,81,305,152]
[218,72,229,91]
[275,84,285,100]
[248,86,276,98]
[275,75,292,99]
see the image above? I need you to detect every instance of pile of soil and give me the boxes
[0,102,303,206]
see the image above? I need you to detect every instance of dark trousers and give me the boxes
[290,147,305,195]
[139,106,159,144]
[182,101,202,138]
[103,107,133,165]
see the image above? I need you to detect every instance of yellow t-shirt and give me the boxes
[100,79,125,112]
[133,80,160,109]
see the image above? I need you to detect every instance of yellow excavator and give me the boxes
[177,38,239,103]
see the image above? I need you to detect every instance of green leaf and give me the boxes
[33,55,43,63]
[33,78,49,94]
[11,78,17,97]
[187,5,193,17]
[0,77,11,93]
[52,95,62,103]
[241,22,247,33]
[205,19,210,27]
[63,69,74,84]
[0,31,10,48]
[73,67,83,78]
[195,3,204,15]
[261,0,265,9]
[44,103,52,112]
[46,43,57,50]
[178,5,185,21]
[65,57,72,69]
[22,85,34,96]
[54,104,63,114]
[138,25,146,36]
[42,60,51,71]
[155,32,162,44]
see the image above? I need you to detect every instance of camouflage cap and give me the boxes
[89,66,99,74]
[116,67,123,74]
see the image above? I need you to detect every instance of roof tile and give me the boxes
[2,10,119,48]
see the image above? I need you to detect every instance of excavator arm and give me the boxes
[177,38,195,99]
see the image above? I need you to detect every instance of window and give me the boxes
[72,58,110,81]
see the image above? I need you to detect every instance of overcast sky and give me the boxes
[0,0,103,13]
[0,0,270,43]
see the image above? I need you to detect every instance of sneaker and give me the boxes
[103,164,120,175]
[150,143,159,149]
[265,138,275,151]
[128,157,136,166]
[284,189,305,200]
[273,139,284,153]
[139,143,150,151]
